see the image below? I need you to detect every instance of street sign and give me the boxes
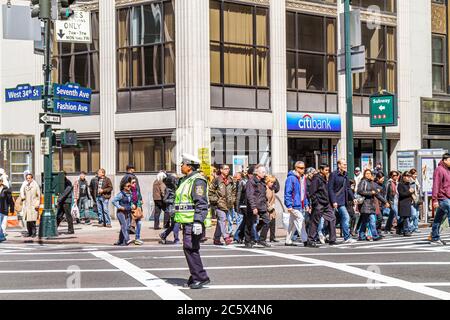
[41,137,50,155]
[39,113,61,125]
[5,84,43,102]
[369,92,398,127]
[54,99,90,115]
[54,11,91,43]
[339,9,362,49]
[198,148,211,177]
[338,45,366,75]
[53,83,91,102]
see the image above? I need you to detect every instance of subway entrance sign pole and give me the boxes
[370,91,398,177]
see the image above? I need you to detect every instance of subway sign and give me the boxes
[287,112,341,132]
[369,92,398,127]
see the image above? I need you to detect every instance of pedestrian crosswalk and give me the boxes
[333,230,450,250]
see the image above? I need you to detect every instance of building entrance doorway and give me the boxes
[288,138,333,170]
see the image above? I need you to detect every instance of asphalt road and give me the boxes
[1,229,450,300]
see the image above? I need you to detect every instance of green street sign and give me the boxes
[370,92,398,127]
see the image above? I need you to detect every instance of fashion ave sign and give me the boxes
[287,112,342,132]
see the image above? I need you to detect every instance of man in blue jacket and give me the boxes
[284,161,310,246]
[328,159,356,244]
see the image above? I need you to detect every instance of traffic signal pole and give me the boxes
[39,9,57,238]
[344,0,355,180]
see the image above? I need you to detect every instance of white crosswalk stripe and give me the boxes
[331,231,450,250]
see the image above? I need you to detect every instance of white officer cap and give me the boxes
[181,153,201,165]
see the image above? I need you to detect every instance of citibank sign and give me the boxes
[287,112,341,132]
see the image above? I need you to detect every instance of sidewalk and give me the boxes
[3,220,289,245]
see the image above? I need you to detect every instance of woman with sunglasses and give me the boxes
[112,180,135,246]
[357,169,389,241]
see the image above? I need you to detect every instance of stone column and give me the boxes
[270,0,288,179]
[337,0,347,160]
[175,0,211,172]
[397,0,432,151]
[99,1,116,175]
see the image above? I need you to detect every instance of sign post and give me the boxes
[370,91,398,178]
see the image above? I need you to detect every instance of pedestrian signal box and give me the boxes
[61,130,77,146]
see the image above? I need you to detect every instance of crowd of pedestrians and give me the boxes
[2,151,450,248]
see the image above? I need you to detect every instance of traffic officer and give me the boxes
[174,153,210,289]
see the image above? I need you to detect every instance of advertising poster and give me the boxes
[233,155,248,176]
[397,157,416,173]
[421,158,436,194]
[361,153,374,170]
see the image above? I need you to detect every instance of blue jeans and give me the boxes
[253,218,260,241]
[410,204,419,232]
[233,213,244,241]
[397,216,410,234]
[359,214,379,240]
[135,219,142,240]
[338,206,351,240]
[0,214,6,241]
[432,199,450,241]
[226,210,235,234]
[96,197,111,225]
[117,212,130,244]
[317,217,325,236]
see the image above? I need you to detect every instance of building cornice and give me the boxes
[285,0,396,26]
[286,0,337,17]
[69,0,397,26]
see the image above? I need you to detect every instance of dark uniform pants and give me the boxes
[182,224,209,282]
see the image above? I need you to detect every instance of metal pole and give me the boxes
[39,14,57,238]
[344,0,355,179]
[382,126,388,178]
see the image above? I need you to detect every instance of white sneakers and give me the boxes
[319,234,326,245]
[343,238,356,244]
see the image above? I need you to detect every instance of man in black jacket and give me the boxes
[0,178,14,242]
[245,164,270,248]
[307,164,337,247]
[56,174,74,234]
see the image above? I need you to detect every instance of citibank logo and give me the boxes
[298,114,332,131]
[287,112,341,132]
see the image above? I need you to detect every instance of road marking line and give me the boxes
[2,282,450,295]
[292,250,446,256]
[151,254,263,259]
[92,251,190,300]
[0,258,102,263]
[0,264,315,274]
[4,260,450,275]
[356,241,432,249]
[223,246,450,300]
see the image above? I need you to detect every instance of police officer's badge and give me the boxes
[195,185,205,196]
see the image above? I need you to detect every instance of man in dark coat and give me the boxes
[328,159,355,243]
[56,174,74,234]
[307,164,337,247]
[245,164,270,248]
[0,177,14,242]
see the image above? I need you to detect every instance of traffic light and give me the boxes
[58,0,75,20]
[61,130,77,146]
[31,0,51,19]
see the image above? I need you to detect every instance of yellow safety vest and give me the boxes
[174,173,207,224]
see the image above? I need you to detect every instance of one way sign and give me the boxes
[55,11,91,43]
[39,113,61,125]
